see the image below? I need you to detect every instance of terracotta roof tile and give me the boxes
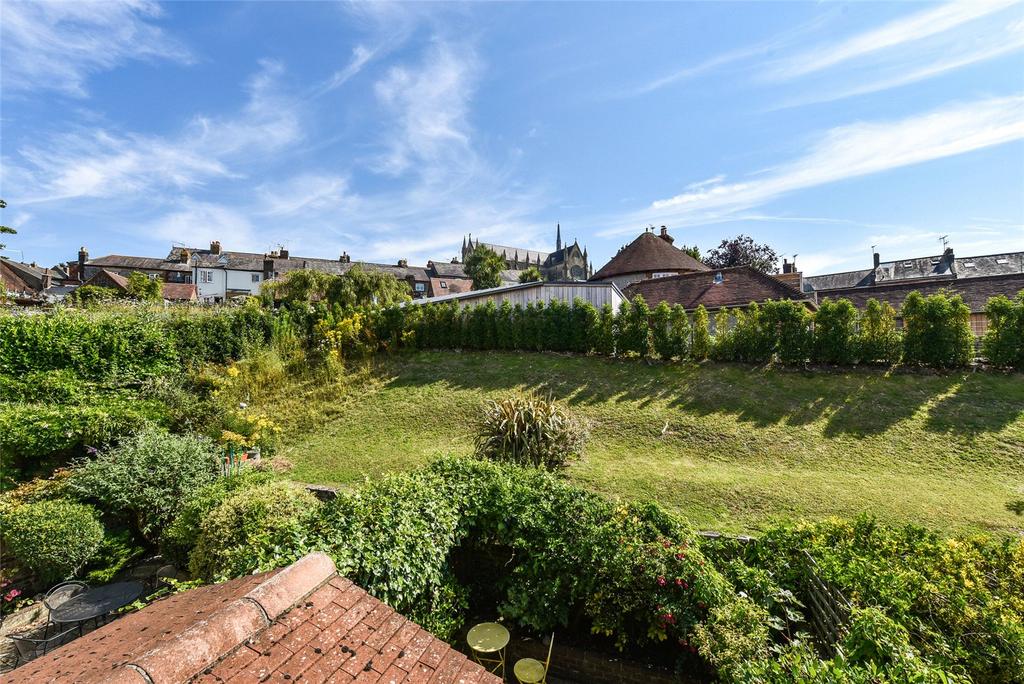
[591,230,708,281]
[9,554,498,684]
[624,265,814,311]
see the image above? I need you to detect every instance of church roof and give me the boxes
[591,230,708,280]
[474,241,549,264]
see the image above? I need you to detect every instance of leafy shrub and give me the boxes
[691,305,711,360]
[730,303,773,363]
[729,517,1024,683]
[901,291,973,368]
[474,394,588,470]
[812,298,859,365]
[0,397,161,476]
[982,290,1024,369]
[762,300,812,365]
[857,298,902,365]
[189,480,320,580]
[652,302,691,360]
[69,426,220,540]
[616,296,653,357]
[319,470,466,639]
[161,469,276,567]
[0,499,104,583]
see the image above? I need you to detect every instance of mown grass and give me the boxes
[259,351,1024,536]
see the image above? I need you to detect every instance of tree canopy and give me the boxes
[679,244,702,261]
[261,265,411,310]
[518,266,543,283]
[464,245,505,290]
[1,199,15,251]
[704,235,779,274]
[126,272,163,301]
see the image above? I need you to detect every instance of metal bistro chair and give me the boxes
[43,581,88,635]
[514,633,554,684]
[8,625,80,666]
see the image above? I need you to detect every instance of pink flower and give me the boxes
[656,576,667,586]
[675,552,686,560]
[675,578,683,587]
[4,589,22,602]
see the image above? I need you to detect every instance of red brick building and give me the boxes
[623,264,814,313]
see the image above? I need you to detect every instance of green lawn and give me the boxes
[264,351,1024,536]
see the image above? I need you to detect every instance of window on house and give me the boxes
[415,282,426,292]
[652,272,675,279]
[149,273,158,280]
[200,270,213,284]
[440,281,448,289]
[252,274,261,283]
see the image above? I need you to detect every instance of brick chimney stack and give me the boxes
[210,240,221,255]
[78,246,89,282]
[340,252,351,264]
[658,226,674,245]
[397,258,408,268]
[873,251,881,269]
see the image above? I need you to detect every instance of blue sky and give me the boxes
[2,0,1023,275]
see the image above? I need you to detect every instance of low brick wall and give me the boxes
[510,635,697,684]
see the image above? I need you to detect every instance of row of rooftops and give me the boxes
[6,230,1022,310]
[801,248,1024,293]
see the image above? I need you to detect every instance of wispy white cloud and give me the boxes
[772,12,1024,108]
[372,41,480,176]
[10,60,301,204]
[0,0,192,97]
[256,174,350,216]
[145,201,257,250]
[600,94,1024,236]
[767,0,1018,81]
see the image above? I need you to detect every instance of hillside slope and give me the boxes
[267,352,1024,535]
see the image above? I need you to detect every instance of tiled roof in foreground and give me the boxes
[11,553,498,684]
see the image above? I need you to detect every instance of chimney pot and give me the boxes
[397,258,408,268]
[340,252,350,264]
[657,226,674,245]
[873,251,881,269]
[210,240,221,255]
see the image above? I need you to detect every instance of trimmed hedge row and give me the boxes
[377,289,1023,369]
[0,305,276,381]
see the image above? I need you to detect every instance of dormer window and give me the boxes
[440,281,448,289]
[713,272,724,284]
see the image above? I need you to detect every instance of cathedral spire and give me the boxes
[556,223,562,252]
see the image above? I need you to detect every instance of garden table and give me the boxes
[50,581,145,632]
[467,621,509,679]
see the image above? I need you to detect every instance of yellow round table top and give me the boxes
[467,622,510,653]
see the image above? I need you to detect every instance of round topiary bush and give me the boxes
[0,499,104,584]
[474,394,588,471]
[188,480,320,580]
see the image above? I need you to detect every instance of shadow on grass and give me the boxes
[379,351,1018,437]
[924,372,1024,436]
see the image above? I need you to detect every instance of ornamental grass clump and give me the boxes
[474,394,588,471]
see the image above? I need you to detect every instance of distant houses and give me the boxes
[4,229,1022,337]
[800,248,1024,336]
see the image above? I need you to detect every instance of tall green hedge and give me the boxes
[373,290,1022,369]
[901,291,973,368]
[0,306,277,381]
[983,291,1024,369]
